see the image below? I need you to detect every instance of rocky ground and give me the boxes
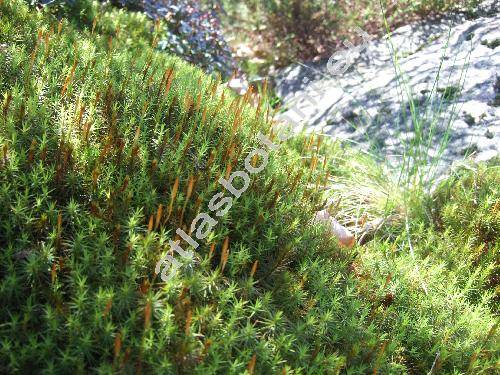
[274,1,499,173]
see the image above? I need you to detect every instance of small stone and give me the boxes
[227,78,248,96]
[314,209,355,248]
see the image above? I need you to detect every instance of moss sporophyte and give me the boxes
[155,131,281,281]
[155,27,373,282]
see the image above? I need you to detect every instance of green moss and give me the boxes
[0,1,353,372]
[0,1,498,373]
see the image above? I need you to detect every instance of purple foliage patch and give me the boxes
[122,0,237,78]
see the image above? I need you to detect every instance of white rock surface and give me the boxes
[274,5,500,173]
